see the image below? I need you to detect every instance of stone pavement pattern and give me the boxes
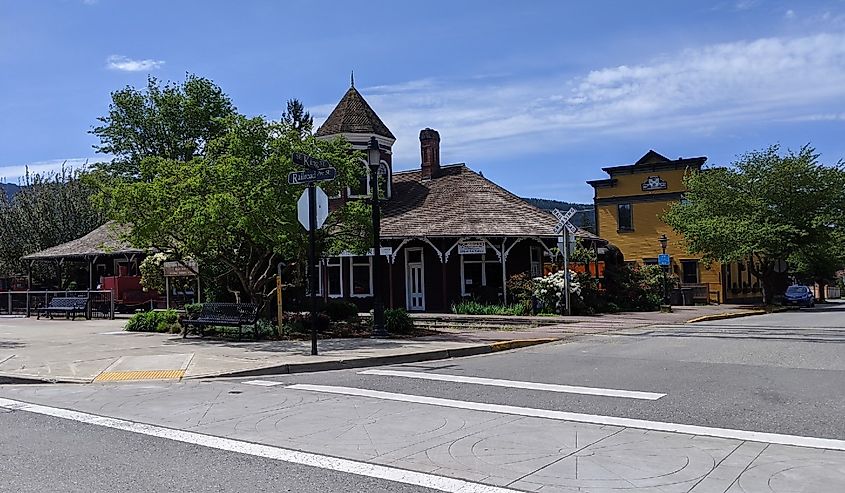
[2,378,844,492]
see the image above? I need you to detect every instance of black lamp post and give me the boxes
[368,137,387,337]
[659,234,670,305]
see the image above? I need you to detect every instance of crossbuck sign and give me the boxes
[552,208,578,316]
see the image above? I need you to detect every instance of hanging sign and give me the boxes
[458,240,486,255]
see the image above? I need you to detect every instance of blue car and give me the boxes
[783,285,815,308]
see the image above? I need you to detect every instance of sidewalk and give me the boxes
[0,304,762,384]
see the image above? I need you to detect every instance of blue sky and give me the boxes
[2,0,844,203]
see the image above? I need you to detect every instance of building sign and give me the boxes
[163,260,198,277]
[641,175,668,191]
[458,240,486,255]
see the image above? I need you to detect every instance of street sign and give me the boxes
[292,152,331,170]
[658,253,671,266]
[288,167,336,185]
[297,187,329,230]
[458,240,486,255]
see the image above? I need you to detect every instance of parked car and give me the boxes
[783,285,815,308]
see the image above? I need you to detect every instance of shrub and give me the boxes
[322,300,359,321]
[451,300,528,316]
[384,308,414,334]
[532,270,581,314]
[184,303,203,318]
[506,272,535,305]
[603,263,673,312]
[125,309,179,333]
[282,312,330,335]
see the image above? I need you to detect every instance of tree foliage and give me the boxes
[90,75,236,179]
[90,112,370,303]
[281,98,313,138]
[664,144,845,303]
[0,166,106,277]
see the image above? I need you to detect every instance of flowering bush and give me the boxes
[532,270,580,314]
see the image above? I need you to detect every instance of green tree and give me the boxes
[281,98,313,138]
[790,229,845,302]
[91,114,369,304]
[664,145,845,304]
[0,166,106,281]
[91,74,236,179]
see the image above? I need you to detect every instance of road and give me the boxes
[2,302,844,492]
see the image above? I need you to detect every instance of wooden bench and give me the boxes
[37,296,89,320]
[181,303,260,339]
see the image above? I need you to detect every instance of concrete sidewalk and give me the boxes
[0,304,763,384]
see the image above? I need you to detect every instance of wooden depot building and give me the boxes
[314,84,604,312]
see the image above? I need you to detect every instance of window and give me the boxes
[319,257,343,297]
[350,256,373,297]
[643,258,658,265]
[681,260,699,284]
[460,252,502,297]
[529,246,543,278]
[347,158,369,198]
[374,162,391,199]
[617,203,633,231]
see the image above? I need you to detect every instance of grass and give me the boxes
[451,300,529,316]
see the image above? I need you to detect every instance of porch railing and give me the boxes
[0,290,115,320]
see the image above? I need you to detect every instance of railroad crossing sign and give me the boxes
[552,208,578,316]
[297,186,329,230]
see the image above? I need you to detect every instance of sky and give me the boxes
[1,0,844,203]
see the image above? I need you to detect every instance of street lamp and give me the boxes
[658,234,669,305]
[368,137,387,337]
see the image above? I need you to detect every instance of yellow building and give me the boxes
[588,150,761,304]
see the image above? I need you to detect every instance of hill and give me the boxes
[1,183,20,200]
[523,197,595,232]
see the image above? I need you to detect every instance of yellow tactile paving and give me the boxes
[94,369,185,382]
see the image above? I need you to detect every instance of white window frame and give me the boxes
[349,256,373,297]
[347,159,391,200]
[318,257,343,298]
[460,253,492,296]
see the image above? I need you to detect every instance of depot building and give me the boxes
[312,83,605,312]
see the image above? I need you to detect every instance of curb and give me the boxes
[686,309,772,324]
[0,373,91,385]
[186,338,557,380]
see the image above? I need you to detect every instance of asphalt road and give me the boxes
[1,301,843,492]
[0,408,436,493]
[278,301,845,439]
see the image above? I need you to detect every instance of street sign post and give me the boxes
[291,153,338,356]
[552,208,578,316]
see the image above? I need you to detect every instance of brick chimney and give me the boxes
[420,128,441,180]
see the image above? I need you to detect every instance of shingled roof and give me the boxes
[381,165,597,239]
[315,86,395,139]
[22,222,144,260]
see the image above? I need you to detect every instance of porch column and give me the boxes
[501,239,508,305]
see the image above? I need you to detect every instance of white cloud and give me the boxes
[106,55,164,72]
[784,9,796,19]
[0,157,99,183]
[314,33,845,166]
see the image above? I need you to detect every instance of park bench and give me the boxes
[37,296,89,320]
[181,302,260,339]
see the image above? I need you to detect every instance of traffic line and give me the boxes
[359,369,665,400]
[243,380,285,387]
[288,384,845,452]
[0,397,517,493]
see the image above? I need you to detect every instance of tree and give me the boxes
[0,166,106,280]
[90,114,370,304]
[664,144,845,304]
[281,99,313,138]
[90,74,237,179]
[790,229,845,302]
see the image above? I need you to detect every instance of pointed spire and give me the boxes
[350,70,355,88]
